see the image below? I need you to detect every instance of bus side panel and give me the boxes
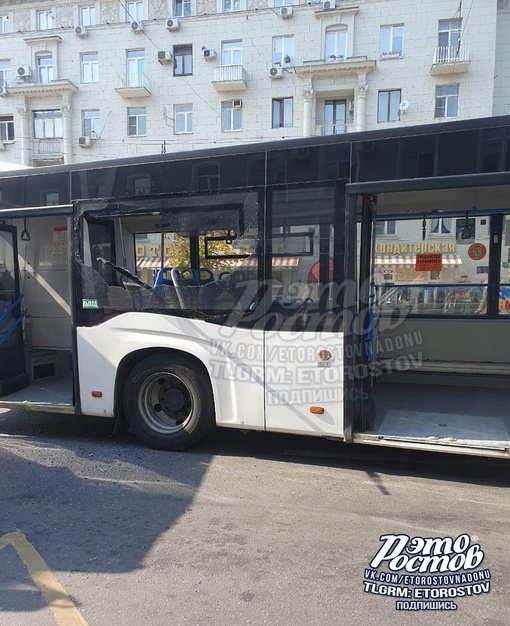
[264,332,345,438]
[76,313,265,429]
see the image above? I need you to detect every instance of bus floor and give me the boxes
[0,377,74,414]
[364,381,510,452]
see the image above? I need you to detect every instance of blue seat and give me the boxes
[194,268,215,285]
[154,267,174,287]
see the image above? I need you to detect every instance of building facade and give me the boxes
[0,0,507,166]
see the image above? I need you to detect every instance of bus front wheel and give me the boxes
[123,354,215,450]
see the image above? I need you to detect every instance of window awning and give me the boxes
[136,257,172,269]
[374,254,462,268]
[230,257,300,269]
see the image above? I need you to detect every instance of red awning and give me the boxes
[136,257,172,269]
[374,254,462,268]
[229,257,300,269]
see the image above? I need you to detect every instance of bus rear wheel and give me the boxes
[123,354,215,450]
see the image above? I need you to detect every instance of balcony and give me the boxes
[212,65,247,92]
[315,122,357,136]
[115,73,151,98]
[8,79,78,98]
[431,45,470,75]
[34,138,62,158]
[295,57,376,79]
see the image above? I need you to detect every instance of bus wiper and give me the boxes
[96,257,151,289]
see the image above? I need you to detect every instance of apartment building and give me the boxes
[0,0,506,166]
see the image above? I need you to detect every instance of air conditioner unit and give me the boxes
[130,20,143,32]
[203,49,217,60]
[74,25,88,37]
[233,99,242,109]
[269,66,283,79]
[17,65,32,79]
[279,6,293,18]
[166,17,180,30]
[78,136,93,147]
[0,86,9,97]
[322,0,334,9]
[158,50,172,64]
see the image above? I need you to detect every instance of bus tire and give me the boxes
[123,354,215,451]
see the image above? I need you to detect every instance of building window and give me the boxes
[272,98,293,128]
[128,107,146,136]
[438,19,462,49]
[43,190,60,206]
[380,25,403,57]
[221,101,242,132]
[126,1,143,22]
[175,105,192,133]
[37,10,54,30]
[80,6,96,26]
[223,0,241,12]
[0,16,9,34]
[82,110,100,138]
[325,31,346,63]
[375,220,397,236]
[222,41,242,65]
[378,89,401,123]
[174,45,192,76]
[174,0,192,17]
[273,36,294,65]
[37,56,53,84]
[127,49,145,87]
[0,116,14,142]
[0,60,11,87]
[274,0,293,6]
[323,100,346,135]
[33,110,63,139]
[81,53,99,83]
[430,217,452,235]
[435,85,459,118]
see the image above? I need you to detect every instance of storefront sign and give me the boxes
[415,253,442,271]
[375,243,455,254]
[468,243,487,261]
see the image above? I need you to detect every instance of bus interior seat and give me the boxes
[195,268,215,285]
[154,267,174,287]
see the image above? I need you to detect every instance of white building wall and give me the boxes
[493,1,510,116]
[0,0,504,167]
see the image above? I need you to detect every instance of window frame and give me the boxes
[126,1,144,22]
[79,5,96,27]
[0,15,9,34]
[377,89,401,123]
[174,104,193,134]
[221,41,242,65]
[272,97,293,129]
[36,10,54,31]
[0,115,14,142]
[438,19,462,49]
[174,0,192,17]
[36,55,53,84]
[375,220,397,236]
[0,60,11,88]
[380,24,404,57]
[33,110,63,139]
[223,0,241,12]
[173,45,193,77]
[221,101,242,132]
[82,110,100,139]
[273,36,294,66]
[325,30,347,63]
[434,85,459,119]
[81,52,99,83]
[127,107,147,137]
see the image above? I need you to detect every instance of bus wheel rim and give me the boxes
[137,372,194,434]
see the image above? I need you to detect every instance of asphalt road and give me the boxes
[0,406,509,626]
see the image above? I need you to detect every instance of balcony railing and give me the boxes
[36,138,62,155]
[212,65,247,91]
[316,123,347,136]
[431,45,470,75]
[115,73,151,97]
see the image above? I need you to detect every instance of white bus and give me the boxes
[1,115,510,458]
